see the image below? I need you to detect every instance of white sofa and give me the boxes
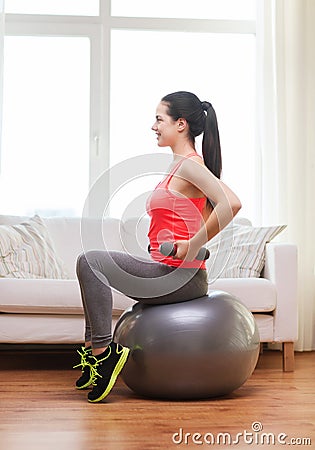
[0,215,298,371]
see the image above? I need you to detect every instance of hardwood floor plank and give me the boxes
[0,351,314,449]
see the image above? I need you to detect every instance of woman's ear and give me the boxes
[177,118,187,132]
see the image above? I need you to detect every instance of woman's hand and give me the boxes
[173,240,201,261]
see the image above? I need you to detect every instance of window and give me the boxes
[1,1,256,220]
[2,7,102,217]
[0,36,90,216]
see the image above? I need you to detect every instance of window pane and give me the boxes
[111,0,255,20]
[0,36,90,216]
[110,30,256,220]
[5,0,99,16]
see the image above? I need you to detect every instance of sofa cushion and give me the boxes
[206,223,286,278]
[121,216,151,258]
[209,278,277,312]
[0,215,125,278]
[44,216,125,277]
[0,277,275,315]
[0,278,135,315]
[0,215,68,279]
[0,314,86,344]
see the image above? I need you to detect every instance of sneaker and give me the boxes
[73,346,93,389]
[88,342,130,403]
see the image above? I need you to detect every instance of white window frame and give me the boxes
[4,9,107,205]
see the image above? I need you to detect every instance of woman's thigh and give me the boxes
[83,250,208,305]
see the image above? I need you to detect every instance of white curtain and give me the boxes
[0,0,4,165]
[257,0,315,351]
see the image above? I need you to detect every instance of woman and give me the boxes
[74,91,241,403]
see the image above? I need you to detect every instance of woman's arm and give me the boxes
[174,157,242,261]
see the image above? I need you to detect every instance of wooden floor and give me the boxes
[1,349,314,450]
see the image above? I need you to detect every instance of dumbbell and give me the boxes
[159,242,210,261]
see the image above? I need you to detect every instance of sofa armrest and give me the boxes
[262,243,298,342]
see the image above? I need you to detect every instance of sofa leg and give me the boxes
[282,342,295,372]
[259,343,264,354]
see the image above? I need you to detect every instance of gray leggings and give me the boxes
[76,250,208,348]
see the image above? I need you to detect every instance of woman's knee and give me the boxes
[76,250,100,277]
[76,252,87,277]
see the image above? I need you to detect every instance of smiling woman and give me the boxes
[74,88,242,403]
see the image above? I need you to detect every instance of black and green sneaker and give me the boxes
[88,342,130,403]
[73,346,93,389]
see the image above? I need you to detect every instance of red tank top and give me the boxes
[146,153,207,269]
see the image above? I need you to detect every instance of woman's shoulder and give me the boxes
[177,154,216,189]
[189,154,204,164]
[179,154,206,174]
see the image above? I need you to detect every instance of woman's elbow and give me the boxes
[231,198,242,216]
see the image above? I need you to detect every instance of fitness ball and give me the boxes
[114,290,260,400]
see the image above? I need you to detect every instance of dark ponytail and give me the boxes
[202,102,222,179]
[161,91,222,179]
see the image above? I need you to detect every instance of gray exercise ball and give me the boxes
[113,290,260,400]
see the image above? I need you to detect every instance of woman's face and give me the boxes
[151,102,179,148]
